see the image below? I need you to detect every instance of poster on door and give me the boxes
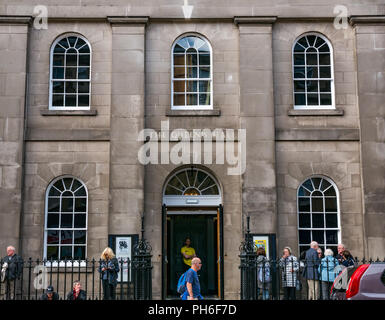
[252,235,270,259]
[115,237,132,282]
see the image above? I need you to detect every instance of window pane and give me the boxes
[312,230,324,244]
[65,67,77,79]
[319,80,331,92]
[47,198,60,212]
[186,94,198,105]
[294,53,305,65]
[299,213,310,228]
[307,80,318,93]
[174,44,185,52]
[67,36,77,47]
[294,93,306,105]
[199,54,210,65]
[315,37,326,48]
[173,94,185,106]
[79,55,90,66]
[307,94,319,105]
[324,187,336,196]
[294,80,305,92]
[47,230,59,244]
[199,67,210,78]
[47,213,59,228]
[78,95,89,107]
[53,82,64,94]
[298,198,310,212]
[53,54,65,66]
[74,214,86,228]
[294,67,305,78]
[186,67,197,78]
[199,81,210,93]
[60,214,73,228]
[74,186,86,196]
[54,45,65,53]
[319,53,330,65]
[325,198,337,212]
[59,38,69,49]
[307,35,316,46]
[326,230,338,244]
[173,54,184,66]
[47,246,59,260]
[312,214,324,228]
[320,66,331,78]
[294,43,305,52]
[326,214,338,228]
[73,246,85,260]
[174,67,185,78]
[75,38,86,49]
[298,187,311,196]
[186,81,198,92]
[65,82,77,94]
[78,67,89,79]
[297,37,308,48]
[78,82,89,94]
[299,230,311,244]
[65,54,77,66]
[61,230,73,244]
[320,94,332,105]
[65,95,77,107]
[49,186,60,196]
[306,66,318,78]
[61,196,73,212]
[302,179,314,191]
[199,94,210,105]
[79,45,90,53]
[320,179,331,191]
[173,81,185,93]
[186,53,197,65]
[75,198,87,213]
[318,43,330,52]
[306,53,318,65]
[312,178,322,189]
[74,231,86,244]
[312,197,323,212]
[60,246,72,260]
[53,67,64,79]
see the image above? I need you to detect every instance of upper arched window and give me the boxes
[172,35,212,110]
[292,33,334,109]
[44,176,88,261]
[297,176,341,256]
[49,34,91,110]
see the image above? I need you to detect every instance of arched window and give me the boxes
[49,34,91,110]
[292,33,334,109]
[172,34,212,110]
[297,176,340,256]
[44,176,88,261]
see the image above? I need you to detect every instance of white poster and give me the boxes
[252,235,270,260]
[115,237,132,282]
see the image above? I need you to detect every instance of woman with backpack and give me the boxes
[256,247,270,300]
[279,246,299,300]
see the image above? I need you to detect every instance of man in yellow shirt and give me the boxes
[181,238,196,272]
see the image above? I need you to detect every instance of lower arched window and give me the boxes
[44,176,88,261]
[297,176,340,256]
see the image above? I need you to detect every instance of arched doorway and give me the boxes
[162,167,224,299]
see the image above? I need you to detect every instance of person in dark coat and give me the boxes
[41,285,60,300]
[335,243,346,264]
[67,280,87,300]
[341,250,355,267]
[98,247,120,300]
[2,246,23,300]
[302,241,321,300]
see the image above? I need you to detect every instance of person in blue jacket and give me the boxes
[181,257,203,300]
[318,249,341,300]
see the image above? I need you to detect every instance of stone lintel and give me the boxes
[288,108,344,116]
[350,16,385,26]
[276,128,360,141]
[234,16,277,25]
[0,16,32,24]
[40,109,98,116]
[26,128,110,141]
[107,16,149,25]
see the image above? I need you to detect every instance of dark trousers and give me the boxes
[283,287,296,300]
[102,281,116,300]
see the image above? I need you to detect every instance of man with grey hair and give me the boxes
[182,257,203,300]
[2,246,23,300]
[336,243,345,264]
[302,241,321,300]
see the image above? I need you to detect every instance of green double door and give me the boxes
[167,214,218,297]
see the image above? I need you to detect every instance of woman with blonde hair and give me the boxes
[98,247,120,300]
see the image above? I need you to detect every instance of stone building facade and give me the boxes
[0,0,384,299]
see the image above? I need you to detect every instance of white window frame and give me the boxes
[49,33,92,110]
[171,33,213,110]
[43,175,88,267]
[292,33,335,110]
[297,175,342,254]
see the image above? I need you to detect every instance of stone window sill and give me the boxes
[40,109,98,116]
[166,109,221,117]
[288,108,344,116]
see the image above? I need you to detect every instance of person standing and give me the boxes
[182,257,203,300]
[279,247,299,300]
[180,238,196,272]
[41,285,60,300]
[2,246,23,300]
[318,249,340,300]
[67,280,87,300]
[336,244,346,264]
[256,247,270,300]
[341,250,355,267]
[98,247,120,300]
[303,241,321,300]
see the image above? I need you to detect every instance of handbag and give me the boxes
[1,262,8,282]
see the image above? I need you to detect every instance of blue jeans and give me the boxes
[257,288,269,300]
